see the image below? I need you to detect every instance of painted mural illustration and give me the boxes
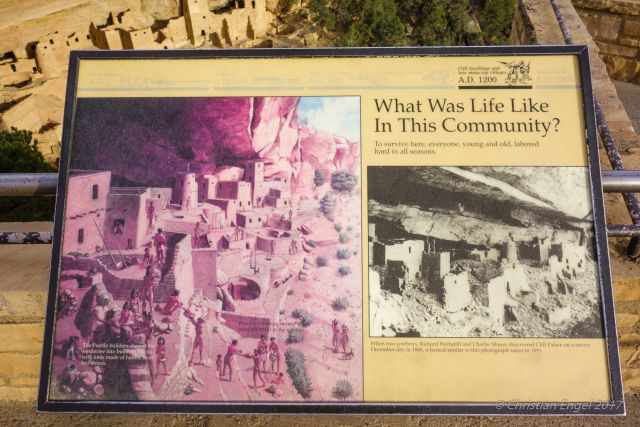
[49,96,362,402]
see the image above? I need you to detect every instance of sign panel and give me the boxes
[38,46,624,415]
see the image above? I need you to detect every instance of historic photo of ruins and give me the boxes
[50,96,362,402]
[368,166,603,339]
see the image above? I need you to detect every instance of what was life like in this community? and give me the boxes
[373,97,561,138]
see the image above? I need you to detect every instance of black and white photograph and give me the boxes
[368,166,603,339]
